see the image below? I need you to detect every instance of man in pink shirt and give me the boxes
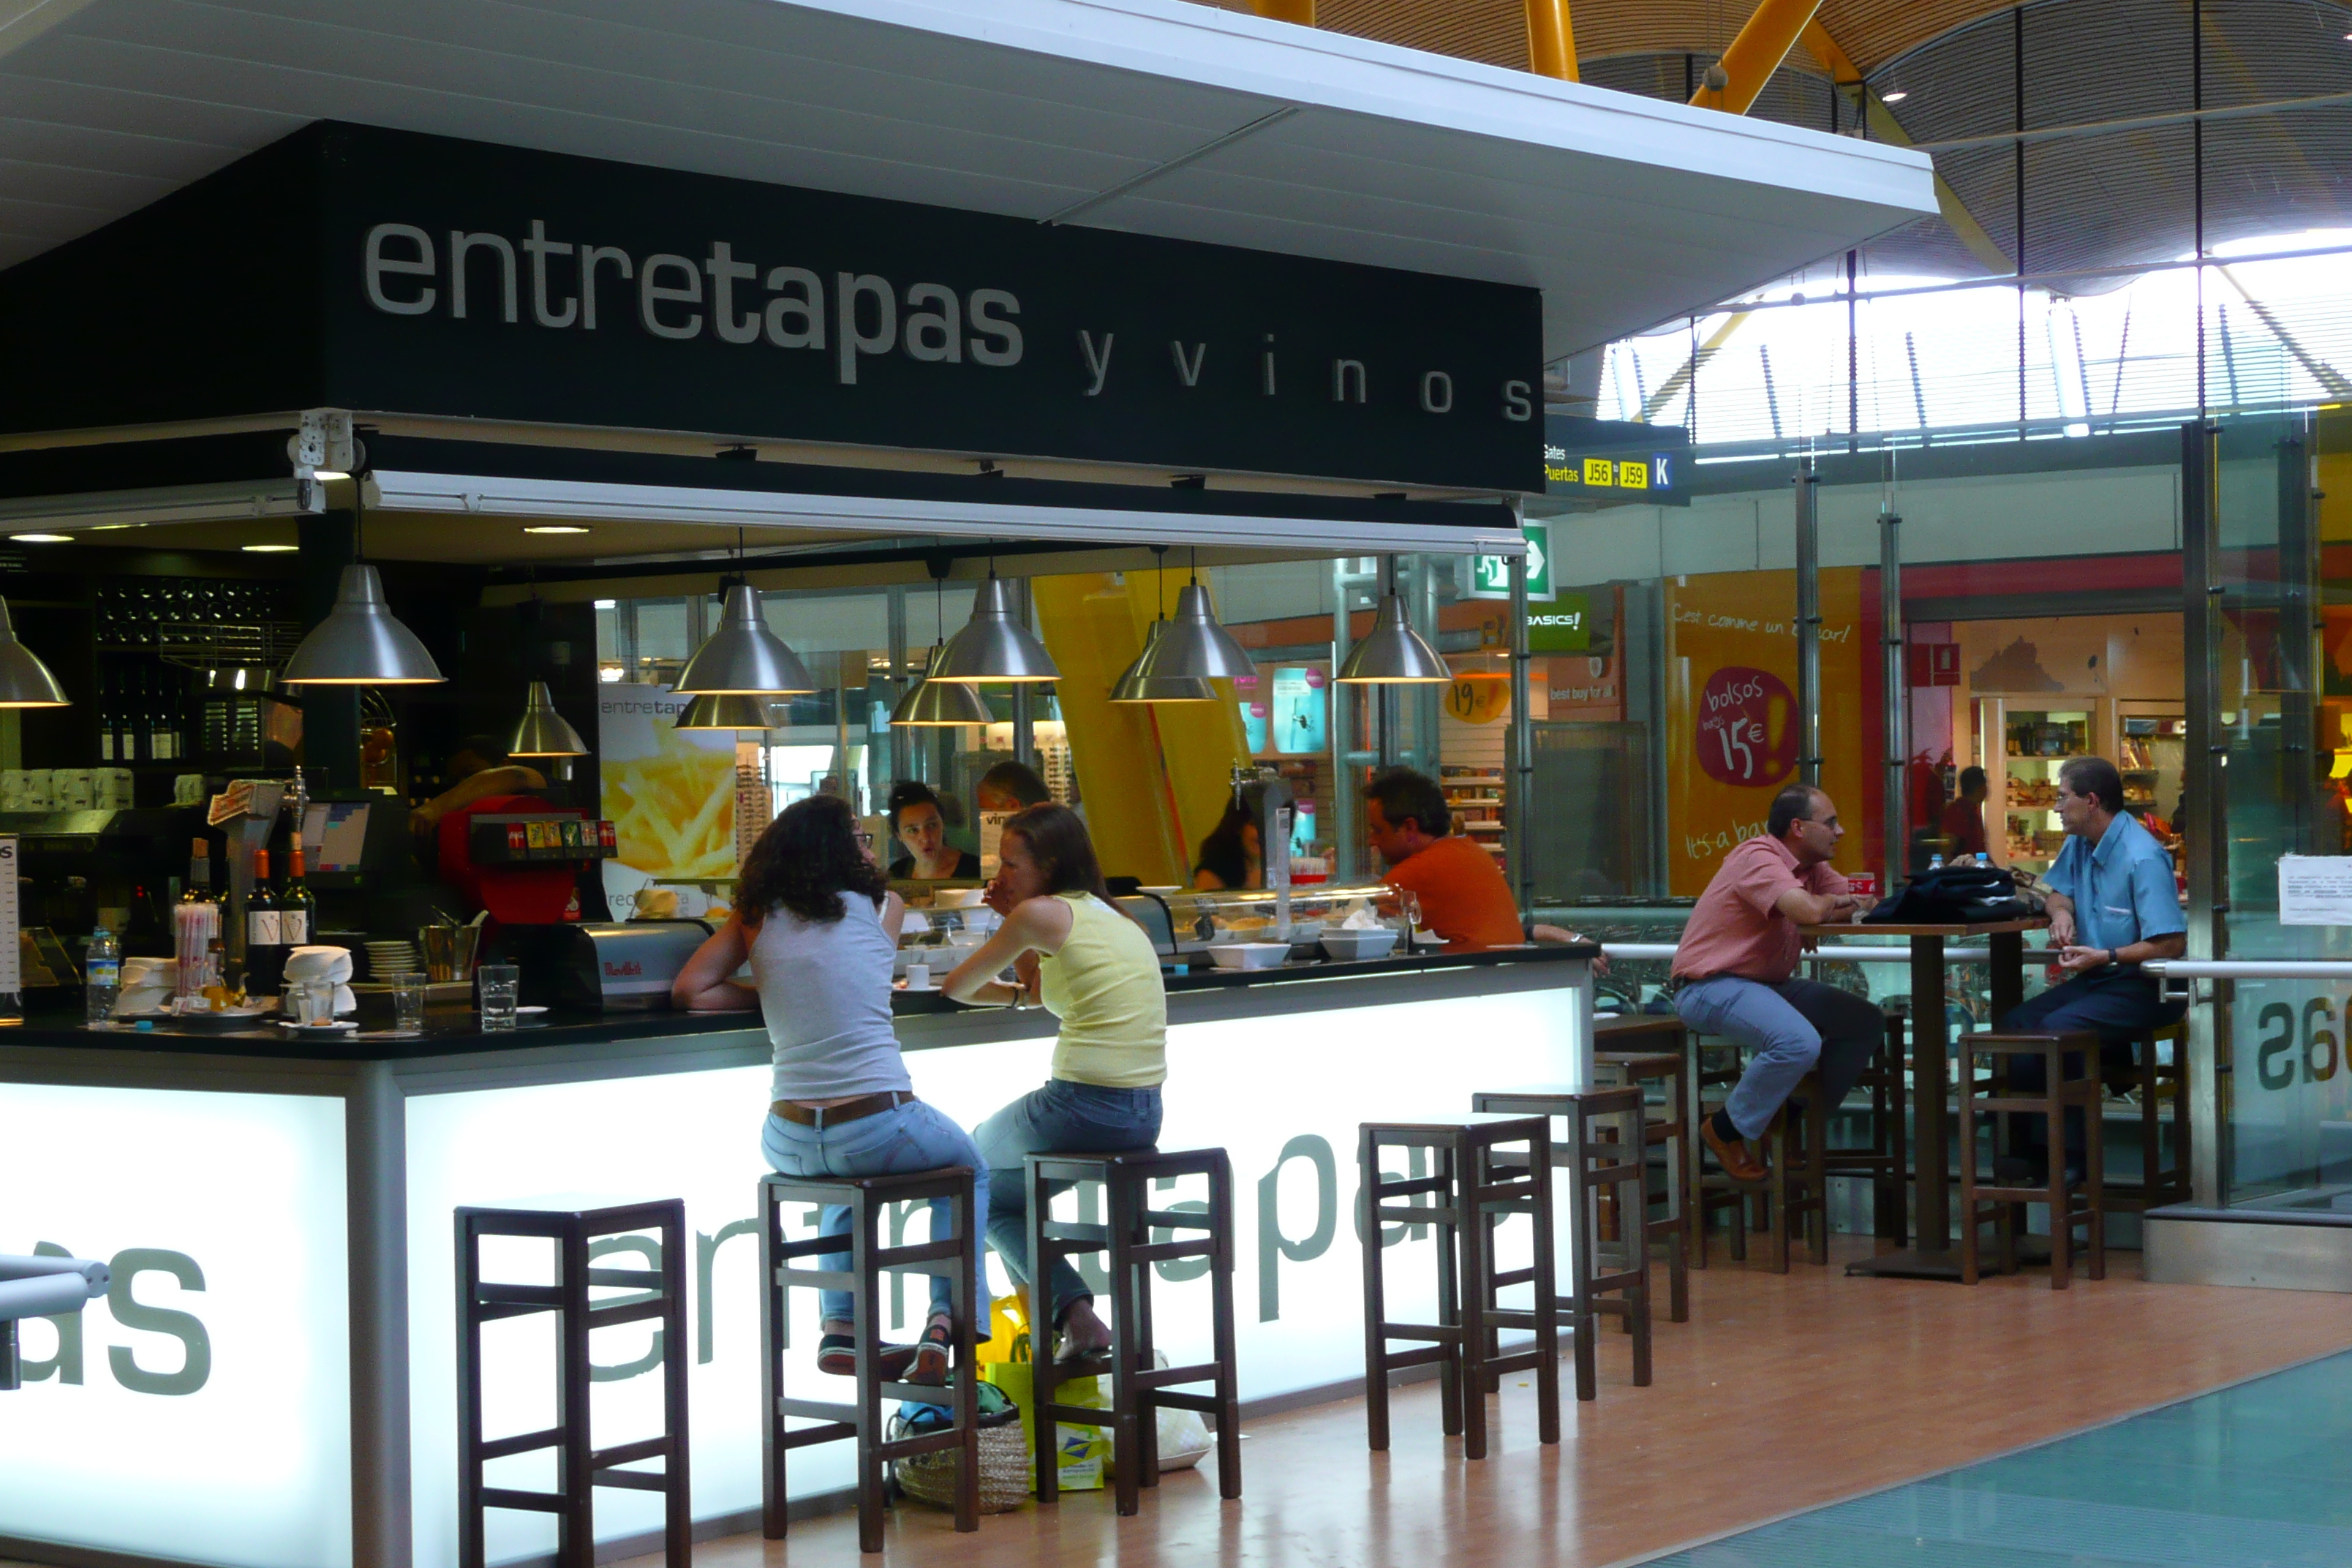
[1673,785,1882,1183]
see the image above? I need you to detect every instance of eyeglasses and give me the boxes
[856,831,875,848]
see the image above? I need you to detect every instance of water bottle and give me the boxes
[1927,853,1945,871]
[85,923,121,1024]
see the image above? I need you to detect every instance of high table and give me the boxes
[1803,919,2046,1282]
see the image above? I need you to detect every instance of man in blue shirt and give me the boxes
[2001,755,2186,1166]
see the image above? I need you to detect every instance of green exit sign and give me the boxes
[1469,523,1553,602]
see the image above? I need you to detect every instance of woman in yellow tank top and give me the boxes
[943,803,1166,1362]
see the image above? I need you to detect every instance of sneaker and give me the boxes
[815,1334,919,1379]
[904,1317,954,1386]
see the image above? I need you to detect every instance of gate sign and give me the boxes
[1468,523,1553,602]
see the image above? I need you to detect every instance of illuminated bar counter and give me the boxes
[0,941,1596,1568]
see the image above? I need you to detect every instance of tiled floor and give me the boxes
[1637,1347,2352,1567]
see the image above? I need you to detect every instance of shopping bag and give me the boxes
[1099,1353,1213,1477]
[973,1292,1032,1368]
[887,1380,1030,1513]
[980,1357,1109,1491]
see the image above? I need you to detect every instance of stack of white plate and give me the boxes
[366,940,421,980]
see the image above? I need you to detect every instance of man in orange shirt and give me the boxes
[1365,769,1525,951]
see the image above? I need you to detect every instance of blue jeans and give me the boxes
[973,1079,1163,1325]
[2000,967,2185,1164]
[762,1098,989,1330]
[1675,975,1885,1139]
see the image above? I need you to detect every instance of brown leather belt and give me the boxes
[769,1090,915,1128]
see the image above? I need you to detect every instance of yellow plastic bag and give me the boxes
[973,1292,1107,1491]
[981,1360,1109,1493]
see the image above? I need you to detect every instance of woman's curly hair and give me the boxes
[736,794,886,924]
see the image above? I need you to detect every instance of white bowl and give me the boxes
[932,887,988,909]
[1206,942,1289,970]
[1319,928,1400,962]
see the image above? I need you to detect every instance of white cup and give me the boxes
[906,962,930,991]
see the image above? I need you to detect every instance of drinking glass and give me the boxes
[1397,890,1422,950]
[392,972,429,1034]
[296,979,336,1026]
[478,963,520,1031]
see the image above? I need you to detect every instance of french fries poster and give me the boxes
[598,685,739,911]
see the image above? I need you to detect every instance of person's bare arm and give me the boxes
[672,915,758,1011]
[943,898,1071,1006]
[2058,930,2184,974]
[411,766,549,833]
[1771,886,1861,927]
[2043,892,2077,948]
[879,891,908,944]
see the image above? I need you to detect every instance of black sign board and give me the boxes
[1542,414,1691,506]
[0,123,1542,493]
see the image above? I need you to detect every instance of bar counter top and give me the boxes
[5,940,1597,1062]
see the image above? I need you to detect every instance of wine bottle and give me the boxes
[281,839,314,949]
[247,846,284,995]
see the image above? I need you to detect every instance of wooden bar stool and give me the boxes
[1681,1027,1751,1264]
[1359,1115,1560,1458]
[1820,1011,1911,1245]
[1594,1041,1692,1323]
[1758,1073,1832,1272]
[1957,1031,2106,1289]
[1474,1085,1654,1392]
[455,1199,690,1568]
[757,1168,980,1553]
[1024,1147,1242,1517]
[2102,1020,2190,1216]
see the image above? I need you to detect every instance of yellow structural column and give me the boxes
[1029,570,1251,888]
[1525,0,1578,82]
[1689,0,1823,116]
[1251,0,1315,23]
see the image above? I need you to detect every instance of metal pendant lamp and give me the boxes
[1111,552,1215,702]
[1336,593,1451,684]
[1112,621,1217,703]
[0,596,69,707]
[1131,550,1253,682]
[930,572,1059,683]
[282,564,446,686]
[675,581,816,696]
[674,693,788,731]
[507,680,589,756]
[890,675,994,726]
[891,562,993,725]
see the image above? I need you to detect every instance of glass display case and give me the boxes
[1141,881,1403,954]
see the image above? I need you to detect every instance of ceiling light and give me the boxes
[889,675,994,726]
[1880,89,1909,103]
[281,564,446,686]
[523,525,591,535]
[10,533,71,544]
[312,470,351,483]
[674,581,815,695]
[1131,582,1255,683]
[90,524,138,532]
[1336,595,1451,684]
[594,599,617,610]
[243,543,301,553]
[674,693,788,731]
[0,597,69,708]
[930,573,1060,683]
[1112,622,1218,703]
[507,680,589,757]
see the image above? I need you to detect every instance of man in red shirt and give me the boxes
[1937,766,1990,861]
[1673,785,1883,1182]
[1365,769,1524,951]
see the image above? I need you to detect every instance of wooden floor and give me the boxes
[625,1240,2352,1568]
[12,1241,2350,1568]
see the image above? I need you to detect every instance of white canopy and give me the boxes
[0,0,1935,361]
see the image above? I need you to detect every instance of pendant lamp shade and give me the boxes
[890,673,994,726]
[1111,622,1218,703]
[0,597,68,707]
[674,693,788,731]
[929,576,1059,683]
[281,565,445,686]
[506,681,589,756]
[1131,583,1254,682]
[1335,594,1451,683]
[675,584,816,696]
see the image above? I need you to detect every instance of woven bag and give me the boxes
[889,1382,1029,1514]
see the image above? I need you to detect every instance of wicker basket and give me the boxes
[889,1382,1029,1514]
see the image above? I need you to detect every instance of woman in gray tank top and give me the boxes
[674,794,987,1384]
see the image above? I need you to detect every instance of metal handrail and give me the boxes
[2143,960,2352,981]
[1603,942,2009,965]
